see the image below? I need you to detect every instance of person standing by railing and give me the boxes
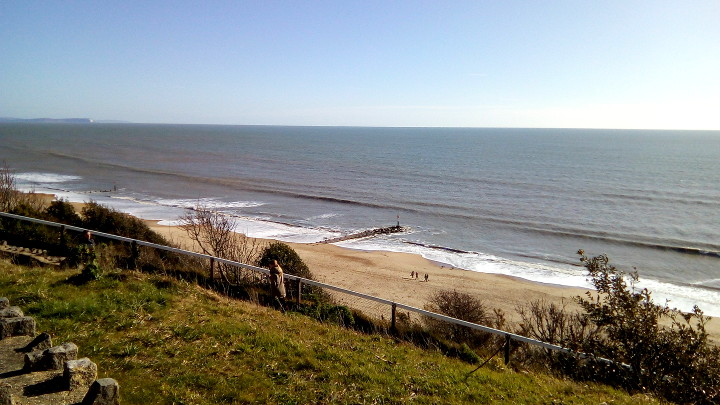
[83,230,95,251]
[80,230,101,280]
[269,260,286,312]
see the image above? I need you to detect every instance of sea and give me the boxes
[1,123,719,315]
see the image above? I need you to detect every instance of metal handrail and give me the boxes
[0,211,588,359]
[0,211,271,275]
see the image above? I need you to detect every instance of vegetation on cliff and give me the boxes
[0,260,659,404]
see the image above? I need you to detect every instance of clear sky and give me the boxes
[1,1,718,129]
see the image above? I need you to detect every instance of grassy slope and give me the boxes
[0,260,663,404]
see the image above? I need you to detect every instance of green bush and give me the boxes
[0,201,58,252]
[575,250,720,402]
[520,250,720,403]
[81,201,168,245]
[1,192,197,279]
[45,199,82,226]
[257,241,313,279]
[257,242,330,303]
[81,260,102,281]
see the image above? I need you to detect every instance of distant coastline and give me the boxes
[0,117,94,123]
[0,117,133,124]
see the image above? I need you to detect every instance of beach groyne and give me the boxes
[320,225,407,244]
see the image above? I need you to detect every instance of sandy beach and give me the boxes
[145,220,589,322]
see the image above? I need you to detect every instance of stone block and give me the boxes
[0,382,15,405]
[81,378,120,405]
[24,351,44,370]
[24,342,78,371]
[18,332,53,353]
[0,297,8,309]
[64,358,98,391]
[0,317,36,339]
[0,307,23,318]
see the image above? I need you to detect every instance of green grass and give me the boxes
[0,260,665,404]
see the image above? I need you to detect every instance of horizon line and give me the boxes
[2,117,718,132]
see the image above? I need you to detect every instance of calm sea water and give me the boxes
[2,123,719,314]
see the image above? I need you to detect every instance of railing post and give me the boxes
[296,279,302,305]
[391,303,397,332]
[210,258,215,281]
[504,334,511,364]
[59,225,66,254]
[130,240,139,269]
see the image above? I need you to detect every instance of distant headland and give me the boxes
[0,117,94,123]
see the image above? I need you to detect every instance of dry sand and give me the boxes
[146,221,588,322]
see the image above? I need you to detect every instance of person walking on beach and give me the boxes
[269,260,286,312]
[424,273,429,282]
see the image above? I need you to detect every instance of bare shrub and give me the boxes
[17,191,48,213]
[424,289,505,347]
[514,299,603,376]
[0,162,48,214]
[0,162,19,212]
[516,299,599,351]
[180,205,265,284]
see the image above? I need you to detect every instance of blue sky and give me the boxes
[1,1,718,129]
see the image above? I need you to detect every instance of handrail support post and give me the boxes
[391,303,397,333]
[131,240,139,269]
[504,334,511,365]
[60,225,66,254]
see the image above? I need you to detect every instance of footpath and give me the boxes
[0,242,63,267]
[0,297,119,405]
[0,242,120,405]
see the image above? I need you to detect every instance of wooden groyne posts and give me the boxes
[320,225,407,244]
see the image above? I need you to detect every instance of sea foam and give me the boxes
[335,236,720,316]
[15,172,81,184]
[155,198,265,210]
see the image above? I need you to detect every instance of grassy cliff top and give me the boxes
[0,260,663,404]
